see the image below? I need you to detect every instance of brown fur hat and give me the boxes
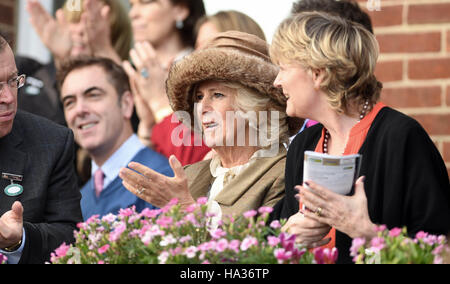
[166,31,303,135]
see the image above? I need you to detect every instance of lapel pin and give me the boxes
[2,173,24,197]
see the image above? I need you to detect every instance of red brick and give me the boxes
[377,32,441,53]
[375,60,403,83]
[408,58,450,80]
[410,114,450,136]
[447,30,450,52]
[365,5,403,27]
[447,86,450,106]
[408,3,450,24]
[381,86,441,108]
[0,4,14,25]
[444,142,450,162]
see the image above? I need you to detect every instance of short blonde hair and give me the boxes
[195,10,266,42]
[63,0,132,61]
[270,11,382,115]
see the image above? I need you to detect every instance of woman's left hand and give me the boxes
[119,155,195,210]
[298,176,376,240]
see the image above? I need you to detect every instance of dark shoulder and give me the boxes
[289,123,323,153]
[14,110,71,143]
[371,107,428,137]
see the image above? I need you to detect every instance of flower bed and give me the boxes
[50,198,335,264]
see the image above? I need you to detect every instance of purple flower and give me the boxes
[314,247,338,264]
[279,233,296,251]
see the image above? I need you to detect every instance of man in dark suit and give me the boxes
[0,34,82,263]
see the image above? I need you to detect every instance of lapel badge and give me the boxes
[2,173,24,197]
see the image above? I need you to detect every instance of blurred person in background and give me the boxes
[122,0,211,166]
[25,0,134,185]
[194,10,266,49]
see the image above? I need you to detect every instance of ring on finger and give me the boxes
[140,68,149,79]
[315,207,323,217]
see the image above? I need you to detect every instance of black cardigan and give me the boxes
[270,107,450,263]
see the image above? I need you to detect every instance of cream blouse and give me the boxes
[207,149,268,229]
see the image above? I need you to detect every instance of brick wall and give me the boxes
[0,0,16,48]
[357,0,450,177]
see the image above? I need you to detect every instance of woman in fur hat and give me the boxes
[119,31,302,226]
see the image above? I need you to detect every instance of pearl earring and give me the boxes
[176,19,184,29]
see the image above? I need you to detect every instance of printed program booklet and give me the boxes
[303,151,362,196]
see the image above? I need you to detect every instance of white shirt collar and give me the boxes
[91,134,145,188]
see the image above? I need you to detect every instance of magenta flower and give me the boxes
[274,248,292,264]
[389,228,402,237]
[313,247,338,264]
[98,244,110,254]
[243,210,257,219]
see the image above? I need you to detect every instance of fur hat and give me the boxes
[166,31,303,136]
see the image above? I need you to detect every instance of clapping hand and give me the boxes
[26,0,71,60]
[119,155,195,210]
[0,202,23,250]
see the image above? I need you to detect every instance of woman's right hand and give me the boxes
[282,212,332,249]
[26,0,72,60]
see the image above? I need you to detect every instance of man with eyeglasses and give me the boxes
[0,34,82,263]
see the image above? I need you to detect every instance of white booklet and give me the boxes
[303,151,362,196]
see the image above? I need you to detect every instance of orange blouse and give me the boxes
[310,102,386,250]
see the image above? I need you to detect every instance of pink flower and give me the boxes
[98,244,110,254]
[415,231,428,240]
[160,234,177,247]
[184,204,197,213]
[118,207,134,218]
[228,240,240,253]
[267,236,280,247]
[158,251,170,264]
[216,239,228,252]
[210,229,226,239]
[240,237,258,251]
[179,235,192,243]
[140,208,161,219]
[350,238,366,257]
[389,227,402,237]
[50,242,70,262]
[156,216,173,228]
[374,225,387,232]
[243,210,257,219]
[97,260,105,264]
[258,207,274,214]
[109,222,126,242]
[269,220,281,229]
[197,197,208,205]
[184,246,198,258]
[0,254,8,264]
[201,260,210,264]
[274,248,292,264]
[101,213,117,223]
[86,215,100,225]
[370,237,385,252]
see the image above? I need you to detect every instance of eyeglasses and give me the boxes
[0,74,26,94]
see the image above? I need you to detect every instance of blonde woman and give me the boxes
[119,31,303,227]
[268,12,450,263]
[195,10,266,49]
